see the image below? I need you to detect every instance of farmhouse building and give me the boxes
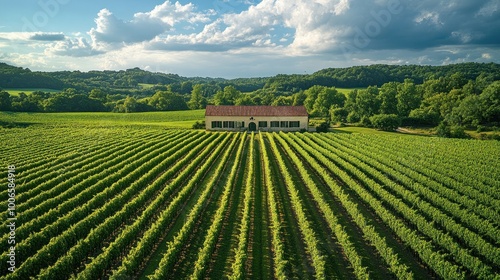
[205,105,308,132]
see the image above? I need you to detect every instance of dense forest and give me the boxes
[1,62,499,136]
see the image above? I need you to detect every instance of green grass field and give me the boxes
[0,110,205,128]
[336,87,361,95]
[138,83,156,89]
[3,88,61,96]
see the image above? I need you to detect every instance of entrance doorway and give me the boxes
[248,122,257,131]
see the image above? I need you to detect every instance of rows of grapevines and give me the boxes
[273,132,373,279]
[336,134,500,210]
[16,130,181,213]
[190,133,247,279]
[14,129,168,200]
[320,134,500,243]
[298,133,497,279]
[258,134,287,280]
[104,132,232,279]
[47,132,228,280]
[289,133,465,279]
[0,127,107,165]
[281,132,414,279]
[326,134,499,221]
[228,132,254,280]
[357,134,500,196]
[2,131,210,279]
[148,132,239,279]
[0,130,198,262]
[266,133,326,279]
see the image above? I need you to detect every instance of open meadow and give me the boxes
[1,111,499,279]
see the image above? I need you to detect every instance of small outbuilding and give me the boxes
[205,105,309,132]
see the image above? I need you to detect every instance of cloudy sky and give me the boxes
[0,0,499,78]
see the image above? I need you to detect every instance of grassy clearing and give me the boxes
[3,88,61,96]
[138,83,156,89]
[331,126,394,135]
[0,110,205,128]
[335,87,361,95]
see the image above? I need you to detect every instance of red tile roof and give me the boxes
[205,105,308,117]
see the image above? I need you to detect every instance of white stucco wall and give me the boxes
[205,115,308,131]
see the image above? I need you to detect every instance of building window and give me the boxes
[280,121,289,128]
[289,121,300,128]
[270,121,279,127]
[222,121,235,128]
[258,121,268,128]
[212,121,222,128]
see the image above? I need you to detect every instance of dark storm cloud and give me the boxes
[337,0,500,52]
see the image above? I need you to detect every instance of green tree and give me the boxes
[235,94,255,105]
[271,96,293,106]
[0,91,12,111]
[214,85,241,105]
[312,87,345,117]
[149,90,188,111]
[123,96,138,113]
[408,107,441,126]
[479,81,500,123]
[11,92,38,112]
[330,107,348,123]
[89,89,107,101]
[355,86,380,118]
[180,81,193,95]
[452,95,482,127]
[303,85,324,112]
[187,84,207,109]
[397,79,421,117]
[293,91,307,106]
[370,114,401,131]
[378,82,398,115]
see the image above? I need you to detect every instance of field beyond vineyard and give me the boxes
[1,112,499,279]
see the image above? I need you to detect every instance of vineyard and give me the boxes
[1,123,500,279]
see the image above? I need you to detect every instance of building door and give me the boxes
[248,122,257,131]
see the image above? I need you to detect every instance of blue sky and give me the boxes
[0,0,499,78]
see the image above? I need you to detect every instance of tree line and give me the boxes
[0,62,499,135]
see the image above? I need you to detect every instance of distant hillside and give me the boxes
[0,63,66,89]
[1,62,499,93]
[264,63,500,91]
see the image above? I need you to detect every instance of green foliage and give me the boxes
[330,107,349,124]
[1,118,499,280]
[378,82,398,115]
[355,87,380,119]
[370,114,401,131]
[149,90,188,111]
[407,107,440,126]
[0,91,11,111]
[214,85,242,105]
[191,121,205,129]
[396,79,421,117]
[436,122,468,138]
[187,84,207,110]
[234,94,256,105]
[1,62,500,129]
[479,81,500,123]
[292,90,307,106]
[347,111,361,123]
[271,96,293,106]
[316,121,330,132]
